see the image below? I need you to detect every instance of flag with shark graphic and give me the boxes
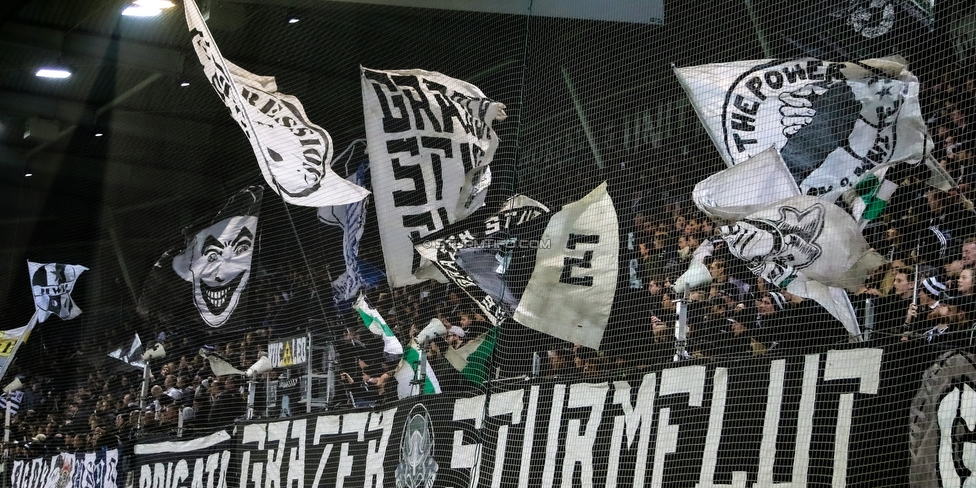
[719,195,886,336]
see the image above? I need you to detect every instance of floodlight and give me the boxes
[35,68,72,79]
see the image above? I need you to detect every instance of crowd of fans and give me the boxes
[2,64,976,461]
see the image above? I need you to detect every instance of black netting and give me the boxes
[1,0,976,486]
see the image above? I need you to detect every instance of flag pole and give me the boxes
[912,233,922,306]
[673,290,690,362]
[0,312,39,385]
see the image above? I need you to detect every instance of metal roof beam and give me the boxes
[0,21,187,75]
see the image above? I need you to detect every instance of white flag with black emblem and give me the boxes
[675,57,939,204]
[720,195,884,291]
[362,67,506,287]
[28,261,87,323]
[185,0,368,207]
[720,195,885,336]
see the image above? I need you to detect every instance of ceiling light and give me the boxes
[134,0,175,8]
[288,18,300,23]
[35,68,72,79]
[122,0,174,17]
[180,81,190,87]
[24,173,33,177]
[122,5,162,17]
[95,132,104,137]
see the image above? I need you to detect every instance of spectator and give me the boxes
[711,318,761,358]
[208,376,245,426]
[904,276,966,348]
[945,267,976,325]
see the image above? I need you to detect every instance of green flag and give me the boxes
[354,294,403,356]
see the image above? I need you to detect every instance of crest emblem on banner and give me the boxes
[396,404,438,488]
[910,351,976,487]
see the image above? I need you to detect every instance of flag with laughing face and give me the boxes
[170,186,263,328]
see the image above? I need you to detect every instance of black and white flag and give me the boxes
[416,194,551,326]
[720,195,886,336]
[28,261,87,323]
[420,183,617,350]
[675,57,943,204]
[0,390,23,416]
[169,186,263,328]
[107,333,145,369]
[185,0,368,207]
[361,67,506,287]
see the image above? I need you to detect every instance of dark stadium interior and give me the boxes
[1,0,976,485]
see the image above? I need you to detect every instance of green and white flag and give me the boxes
[395,340,441,399]
[444,327,498,385]
[354,294,403,356]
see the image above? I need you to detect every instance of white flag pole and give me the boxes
[0,312,39,385]
[674,290,690,362]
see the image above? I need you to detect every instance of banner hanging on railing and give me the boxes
[11,448,119,488]
[132,431,233,488]
[128,345,945,487]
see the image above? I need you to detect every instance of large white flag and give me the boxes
[675,57,939,204]
[720,195,885,290]
[512,183,619,350]
[694,151,872,336]
[720,195,885,336]
[362,67,506,287]
[185,0,368,207]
